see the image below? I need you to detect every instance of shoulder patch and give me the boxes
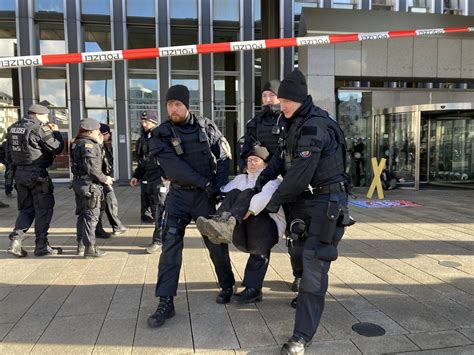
[41,126,51,132]
[301,126,318,136]
[299,151,312,158]
[85,143,94,149]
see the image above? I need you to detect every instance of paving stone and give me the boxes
[227,306,276,348]
[93,317,136,353]
[396,344,474,354]
[191,312,240,351]
[407,330,472,350]
[0,322,14,340]
[355,310,409,335]
[0,287,46,323]
[352,334,420,354]
[56,284,116,317]
[458,327,474,341]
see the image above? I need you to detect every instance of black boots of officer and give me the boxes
[34,241,63,256]
[292,277,301,292]
[281,337,310,355]
[216,287,234,304]
[148,296,175,328]
[232,287,262,304]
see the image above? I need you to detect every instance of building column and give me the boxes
[240,0,253,133]
[200,0,213,119]
[112,0,130,180]
[280,0,293,79]
[261,0,280,84]
[157,0,170,121]
[17,0,35,116]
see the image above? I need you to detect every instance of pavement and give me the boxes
[0,185,473,354]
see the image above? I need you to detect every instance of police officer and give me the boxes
[71,118,113,258]
[254,70,350,355]
[1,140,14,197]
[147,85,234,328]
[129,111,167,254]
[5,104,64,257]
[95,123,127,238]
[239,80,285,171]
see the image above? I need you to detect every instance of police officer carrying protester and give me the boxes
[239,80,285,171]
[147,85,234,329]
[254,70,350,355]
[71,118,113,258]
[95,123,127,238]
[5,103,64,257]
[129,111,167,254]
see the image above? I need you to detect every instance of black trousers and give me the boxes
[219,189,278,290]
[288,191,347,342]
[4,164,14,195]
[140,181,153,219]
[96,185,124,232]
[155,187,235,297]
[73,180,102,247]
[146,179,167,244]
[9,168,54,248]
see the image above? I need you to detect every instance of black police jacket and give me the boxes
[133,130,164,182]
[241,106,284,160]
[5,115,64,168]
[258,96,346,209]
[71,136,109,184]
[101,142,114,176]
[149,113,231,190]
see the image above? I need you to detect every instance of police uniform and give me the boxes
[239,80,285,171]
[5,104,64,257]
[135,133,154,222]
[132,111,167,251]
[255,70,350,354]
[95,123,127,237]
[70,118,111,258]
[147,85,233,329]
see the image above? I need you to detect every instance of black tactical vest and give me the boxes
[71,137,101,177]
[248,109,284,158]
[7,117,40,166]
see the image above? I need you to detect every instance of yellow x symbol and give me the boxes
[366,157,386,199]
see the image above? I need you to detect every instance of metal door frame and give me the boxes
[372,103,474,190]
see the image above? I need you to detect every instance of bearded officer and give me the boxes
[254,70,350,354]
[5,103,64,257]
[147,85,234,328]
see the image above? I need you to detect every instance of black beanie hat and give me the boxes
[261,80,280,95]
[246,144,270,162]
[277,69,307,103]
[166,85,190,109]
[141,110,159,124]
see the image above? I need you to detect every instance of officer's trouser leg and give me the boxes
[78,206,101,247]
[31,184,54,247]
[293,238,332,342]
[140,181,153,219]
[149,182,167,244]
[104,189,123,230]
[203,236,235,290]
[288,238,304,278]
[242,253,270,290]
[155,214,188,296]
[10,184,35,241]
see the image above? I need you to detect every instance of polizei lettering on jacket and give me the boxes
[358,32,389,41]
[82,51,123,63]
[230,41,265,51]
[416,29,444,36]
[297,36,330,46]
[159,45,197,57]
[0,56,42,69]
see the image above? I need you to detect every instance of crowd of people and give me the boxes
[2,69,353,355]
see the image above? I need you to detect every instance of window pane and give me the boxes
[0,23,16,57]
[126,0,154,17]
[35,0,64,13]
[0,1,15,11]
[84,70,113,108]
[81,0,110,15]
[84,25,111,52]
[37,69,67,109]
[171,76,199,114]
[86,109,114,125]
[127,26,156,70]
[213,0,239,22]
[38,23,65,55]
[171,27,198,70]
[128,75,158,143]
[170,0,198,19]
[213,29,239,72]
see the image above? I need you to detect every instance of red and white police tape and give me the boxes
[1,26,473,69]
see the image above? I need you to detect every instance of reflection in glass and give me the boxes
[0,92,19,143]
[86,109,114,125]
[127,26,156,70]
[128,76,158,142]
[0,1,15,11]
[81,0,110,15]
[170,0,198,19]
[48,130,70,179]
[171,76,199,114]
[213,29,239,72]
[84,25,111,52]
[213,0,239,22]
[171,27,198,70]
[35,0,64,13]
[38,23,65,55]
[37,69,67,108]
[126,0,154,17]
[0,22,17,57]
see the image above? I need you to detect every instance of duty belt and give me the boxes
[303,182,345,196]
[171,182,200,191]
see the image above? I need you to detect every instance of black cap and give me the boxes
[277,69,307,103]
[166,85,189,109]
[246,144,270,162]
[99,123,111,135]
[140,110,159,124]
[80,117,101,131]
[28,104,49,115]
[261,80,280,95]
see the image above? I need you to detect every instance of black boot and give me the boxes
[34,241,63,256]
[84,245,106,258]
[147,296,175,328]
[291,277,301,292]
[77,241,85,256]
[216,287,234,304]
[7,239,27,258]
[232,287,262,304]
[95,228,112,239]
[281,337,309,355]
[291,296,298,309]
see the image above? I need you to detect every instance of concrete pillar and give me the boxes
[261,0,279,84]
[200,0,213,119]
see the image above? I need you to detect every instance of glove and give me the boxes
[264,200,279,214]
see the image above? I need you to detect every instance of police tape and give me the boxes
[1,26,473,69]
